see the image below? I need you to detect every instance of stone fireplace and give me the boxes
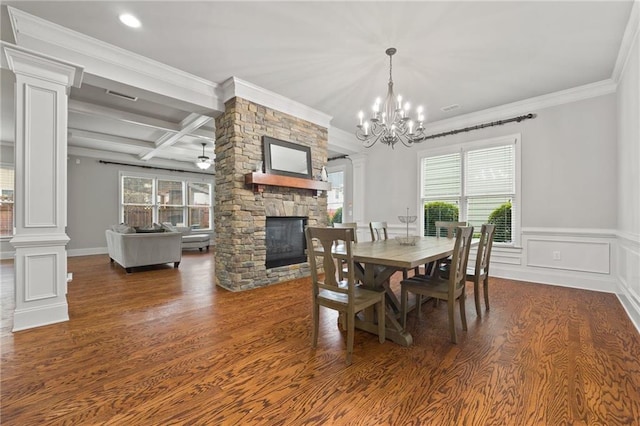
[214,97,328,291]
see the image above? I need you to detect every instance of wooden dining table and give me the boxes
[333,236,458,346]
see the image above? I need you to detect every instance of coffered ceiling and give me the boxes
[0,1,634,171]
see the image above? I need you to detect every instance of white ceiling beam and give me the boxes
[68,128,212,159]
[68,99,215,141]
[139,113,212,161]
[68,128,153,149]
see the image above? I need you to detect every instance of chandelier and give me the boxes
[195,142,212,170]
[356,48,427,148]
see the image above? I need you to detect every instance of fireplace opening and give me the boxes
[265,216,308,268]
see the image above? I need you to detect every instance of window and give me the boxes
[327,170,344,224]
[419,134,520,245]
[120,172,212,229]
[187,182,211,230]
[0,165,14,237]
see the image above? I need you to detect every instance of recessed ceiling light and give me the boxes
[119,13,141,28]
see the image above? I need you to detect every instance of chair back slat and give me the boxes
[449,226,474,297]
[476,224,496,274]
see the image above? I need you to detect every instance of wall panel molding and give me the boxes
[616,232,640,333]
[24,253,58,301]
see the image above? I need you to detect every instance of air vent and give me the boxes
[440,104,460,112]
[105,89,138,101]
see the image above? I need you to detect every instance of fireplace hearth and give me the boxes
[265,216,308,268]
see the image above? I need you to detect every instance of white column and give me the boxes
[2,43,83,331]
[348,154,367,227]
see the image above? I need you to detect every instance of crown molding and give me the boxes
[612,0,639,83]
[7,6,224,113]
[1,41,83,88]
[328,126,362,155]
[422,79,617,135]
[222,76,332,129]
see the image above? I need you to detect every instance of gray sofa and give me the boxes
[161,223,211,251]
[105,228,182,273]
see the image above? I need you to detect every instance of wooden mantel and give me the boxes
[245,172,331,193]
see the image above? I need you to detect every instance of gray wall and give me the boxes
[66,155,214,255]
[361,93,618,231]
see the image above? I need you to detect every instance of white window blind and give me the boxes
[422,152,461,199]
[420,136,518,244]
[466,145,514,196]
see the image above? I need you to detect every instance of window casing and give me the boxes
[120,172,212,229]
[327,169,345,224]
[418,134,520,246]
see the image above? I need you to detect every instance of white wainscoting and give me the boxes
[492,228,618,293]
[616,231,640,333]
[381,224,619,294]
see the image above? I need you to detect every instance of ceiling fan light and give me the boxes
[195,142,211,170]
[196,160,211,170]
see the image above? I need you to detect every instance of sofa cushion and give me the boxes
[161,222,177,232]
[111,224,136,234]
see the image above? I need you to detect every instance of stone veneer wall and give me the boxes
[214,97,328,291]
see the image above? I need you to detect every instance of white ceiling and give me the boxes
[0,1,634,168]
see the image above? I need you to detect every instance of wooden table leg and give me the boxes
[353,263,414,346]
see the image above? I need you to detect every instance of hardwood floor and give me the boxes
[1,252,639,425]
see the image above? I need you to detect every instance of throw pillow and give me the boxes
[111,224,136,234]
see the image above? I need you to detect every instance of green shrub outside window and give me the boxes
[488,201,512,242]
[423,202,459,236]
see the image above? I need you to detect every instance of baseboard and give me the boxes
[67,247,108,257]
[491,264,617,294]
[617,293,640,334]
[12,302,69,332]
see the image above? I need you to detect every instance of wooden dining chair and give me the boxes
[468,224,496,318]
[432,221,467,276]
[333,222,358,242]
[435,221,467,238]
[305,226,385,365]
[400,226,474,344]
[369,221,388,241]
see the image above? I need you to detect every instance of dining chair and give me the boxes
[432,221,467,276]
[400,226,474,344]
[305,226,385,365]
[333,222,358,242]
[435,221,467,238]
[369,221,388,241]
[468,224,496,318]
[333,222,358,280]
